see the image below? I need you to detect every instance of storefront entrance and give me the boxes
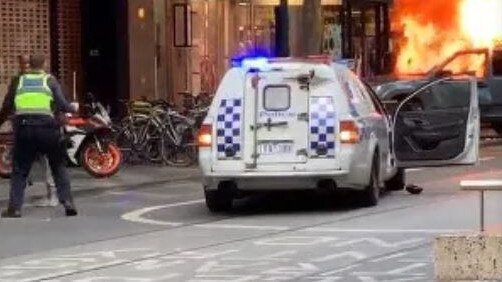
[163,0,391,108]
[339,0,391,77]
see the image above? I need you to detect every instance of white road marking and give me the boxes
[317,264,362,276]
[332,238,424,248]
[311,251,367,263]
[196,260,269,273]
[121,199,204,226]
[261,263,319,276]
[398,258,431,263]
[255,236,337,246]
[224,250,297,262]
[307,277,344,282]
[188,275,259,282]
[305,228,470,234]
[370,252,409,263]
[387,263,428,275]
[195,224,289,231]
[354,263,427,276]
[164,250,239,260]
[356,277,426,282]
[73,273,181,282]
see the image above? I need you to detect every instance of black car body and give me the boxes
[375,48,502,133]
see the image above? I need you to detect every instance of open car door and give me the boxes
[392,77,479,168]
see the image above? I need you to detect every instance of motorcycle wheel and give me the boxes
[0,145,13,178]
[81,141,122,178]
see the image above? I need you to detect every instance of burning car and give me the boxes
[381,0,502,133]
[375,46,502,133]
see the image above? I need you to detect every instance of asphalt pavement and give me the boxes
[1,146,502,281]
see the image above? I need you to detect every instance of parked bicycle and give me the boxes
[113,98,201,167]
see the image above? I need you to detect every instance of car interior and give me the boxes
[392,80,471,161]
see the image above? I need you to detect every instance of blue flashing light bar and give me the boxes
[231,54,348,71]
[231,56,272,72]
[231,47,272,69]
[242,57,269,69]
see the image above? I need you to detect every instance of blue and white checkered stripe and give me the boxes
[310,97,336,157]
[216,99,242,159]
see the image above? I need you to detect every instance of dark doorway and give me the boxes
[81,0,128,117]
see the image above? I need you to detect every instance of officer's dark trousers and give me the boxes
[9,118,73,210]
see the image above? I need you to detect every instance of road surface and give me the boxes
[1,146,502,281]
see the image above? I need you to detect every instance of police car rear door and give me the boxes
[243,70,310,168]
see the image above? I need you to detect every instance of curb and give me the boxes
[0,173,201,207]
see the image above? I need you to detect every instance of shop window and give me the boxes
[173,4,192,47]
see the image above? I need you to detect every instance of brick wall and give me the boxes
[0,0,50,98]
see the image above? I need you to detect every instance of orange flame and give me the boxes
[394,0,502,76]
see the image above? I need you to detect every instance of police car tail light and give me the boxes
[197,124,212,148]
[340,120,360,144]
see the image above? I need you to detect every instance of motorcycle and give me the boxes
[65,94,122,178]
[0,94,122,178]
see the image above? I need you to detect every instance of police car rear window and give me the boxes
[493,51,502,76]
[263,85,291,111]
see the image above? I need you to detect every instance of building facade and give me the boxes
[0,0,392,116]
[0,0,81,100]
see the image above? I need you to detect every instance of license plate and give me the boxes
[258,141,293,155]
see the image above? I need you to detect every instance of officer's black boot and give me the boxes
[61,201,78,216]
[1,208,21,218]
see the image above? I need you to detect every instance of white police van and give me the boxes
[198,56,480,212]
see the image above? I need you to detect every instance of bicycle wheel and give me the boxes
[145,127,164,163]
[162,120,197,167]
[114,127,135,163]
[115,114,149,164]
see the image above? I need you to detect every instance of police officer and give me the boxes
[13,54,57,207]
[0,54,78,218]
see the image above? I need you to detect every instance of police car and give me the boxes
[197,56,480,212]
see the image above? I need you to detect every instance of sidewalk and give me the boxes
[0,164,201,204]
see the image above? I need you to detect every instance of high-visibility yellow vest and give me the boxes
[15,73,54,116]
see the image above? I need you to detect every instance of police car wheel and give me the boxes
[384,168,405,191]
[360,155,380,207]
[204,188,233,212]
